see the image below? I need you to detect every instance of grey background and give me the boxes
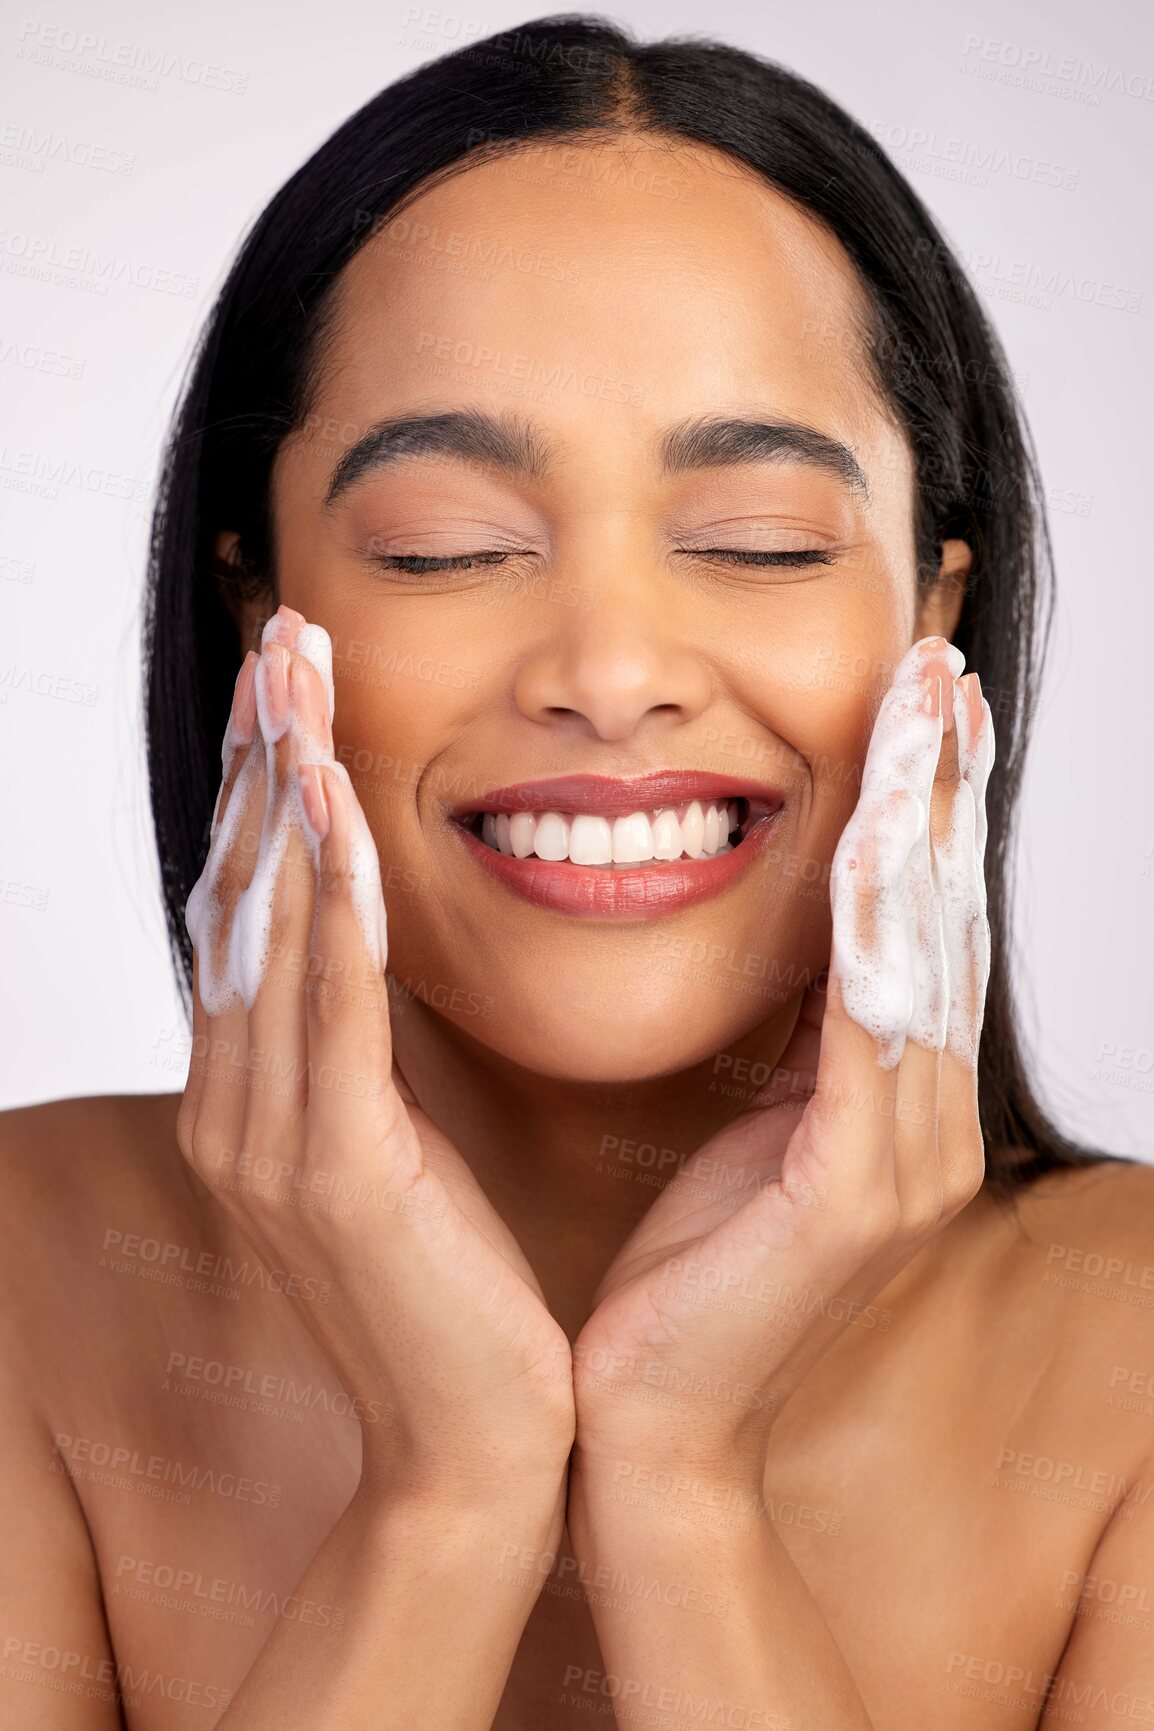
[1,0,1151,1153]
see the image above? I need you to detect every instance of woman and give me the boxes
[2,14,1149,1728]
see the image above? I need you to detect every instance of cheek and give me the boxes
[327,664,424,849]
[329,650,482,859]
[738,594,904,793]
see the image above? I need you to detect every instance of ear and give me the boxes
[215,529,275,656]
[914,536,971,644]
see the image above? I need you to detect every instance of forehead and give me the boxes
[303,136,905,489]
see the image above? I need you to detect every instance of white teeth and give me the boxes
[531,811,570,861]
[509,811,537,857]
[681,799,706,859]
[652,807,682,861]
[569,814,613,865]
[474,799,744,865]
[612,811,655,863]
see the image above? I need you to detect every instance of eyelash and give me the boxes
[370,548,838,574]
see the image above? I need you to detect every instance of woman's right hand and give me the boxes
[177,603,574,1514]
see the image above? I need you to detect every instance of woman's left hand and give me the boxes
[570,636,996,1485]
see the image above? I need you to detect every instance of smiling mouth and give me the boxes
[453,797,767,868]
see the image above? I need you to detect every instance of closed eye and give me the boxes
[369,551,518,573]
[679,548,837,567]
[369,547,838,574]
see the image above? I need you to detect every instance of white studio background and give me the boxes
[1,0,1151,1154]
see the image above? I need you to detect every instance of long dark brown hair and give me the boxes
[142,13,1130,1202]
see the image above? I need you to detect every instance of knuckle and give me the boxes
[903,1187,945,1239]
[873,785,923,837]
[265,870,312,958]
[318,841,360,901]
[213,837,251,909]
[188,1122,231,1184]
[306,955,363,1027]
[213,771,242,834]
[175,1098,196,1163]
[853,1188,902,1250]
[934,736,962,788]
[945,1152,985,1213]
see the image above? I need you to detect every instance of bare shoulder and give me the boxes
[0,1089,185,1223]
[0,1095,146,1728]
[997,1152,1154,1273]
[978,1154,1154,1466]
[0,1091,188,1346]
[1017,1154,1154,1340]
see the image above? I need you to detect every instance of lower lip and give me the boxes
[449,812,784,918]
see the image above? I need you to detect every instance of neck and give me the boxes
[388,982,805,1337]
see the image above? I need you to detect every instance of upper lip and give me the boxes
[449,771,786,820]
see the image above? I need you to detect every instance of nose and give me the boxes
[510,554,715,745]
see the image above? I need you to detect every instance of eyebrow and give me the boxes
[322,407,870,507]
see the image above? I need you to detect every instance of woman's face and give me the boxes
[234,137,966,1082]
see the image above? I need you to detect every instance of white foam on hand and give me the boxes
[185,618,388,1016]
[829,637,994,1070]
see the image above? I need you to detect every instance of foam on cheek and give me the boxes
[830,639,974,1070]
[185,620,388,1017]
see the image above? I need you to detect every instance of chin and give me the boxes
[420,957,807,1086]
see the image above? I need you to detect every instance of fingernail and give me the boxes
[298,763,330,840]
[264,642,290,729]
[923,669,943,720]
[294,662,329,740]
[229,651,258,742]
[262,605,305,649]
[907,635,965,685]
[959,671,984,739]
[941,672,956,734]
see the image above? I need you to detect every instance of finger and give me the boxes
[241,656,327,1143]
[743,972,825,1111]
[180,739,263,1190]
[892,638,960,1059]
[199,715,270,1175]
[811,828,900,1210]
[184,649,260,991]
[943,671,995,1067]
[227,623,319,1015]
[823,671,931,1091]
[935,671,995,1209]
[176,946,209,1153]
[303,759,405,1154]
[211,651,258,839]
[832,638,950,1060]
[928,663,962,847]
[956,672,995,865]
[889,649,958,1221]
[813,777,911,1207]
[193,715,270,1015]
[181,651,280,1179]
[180,605,312,1185]
[818,638,956,1211]
[189,1005,250,1189]
[938,1029,983,1216]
